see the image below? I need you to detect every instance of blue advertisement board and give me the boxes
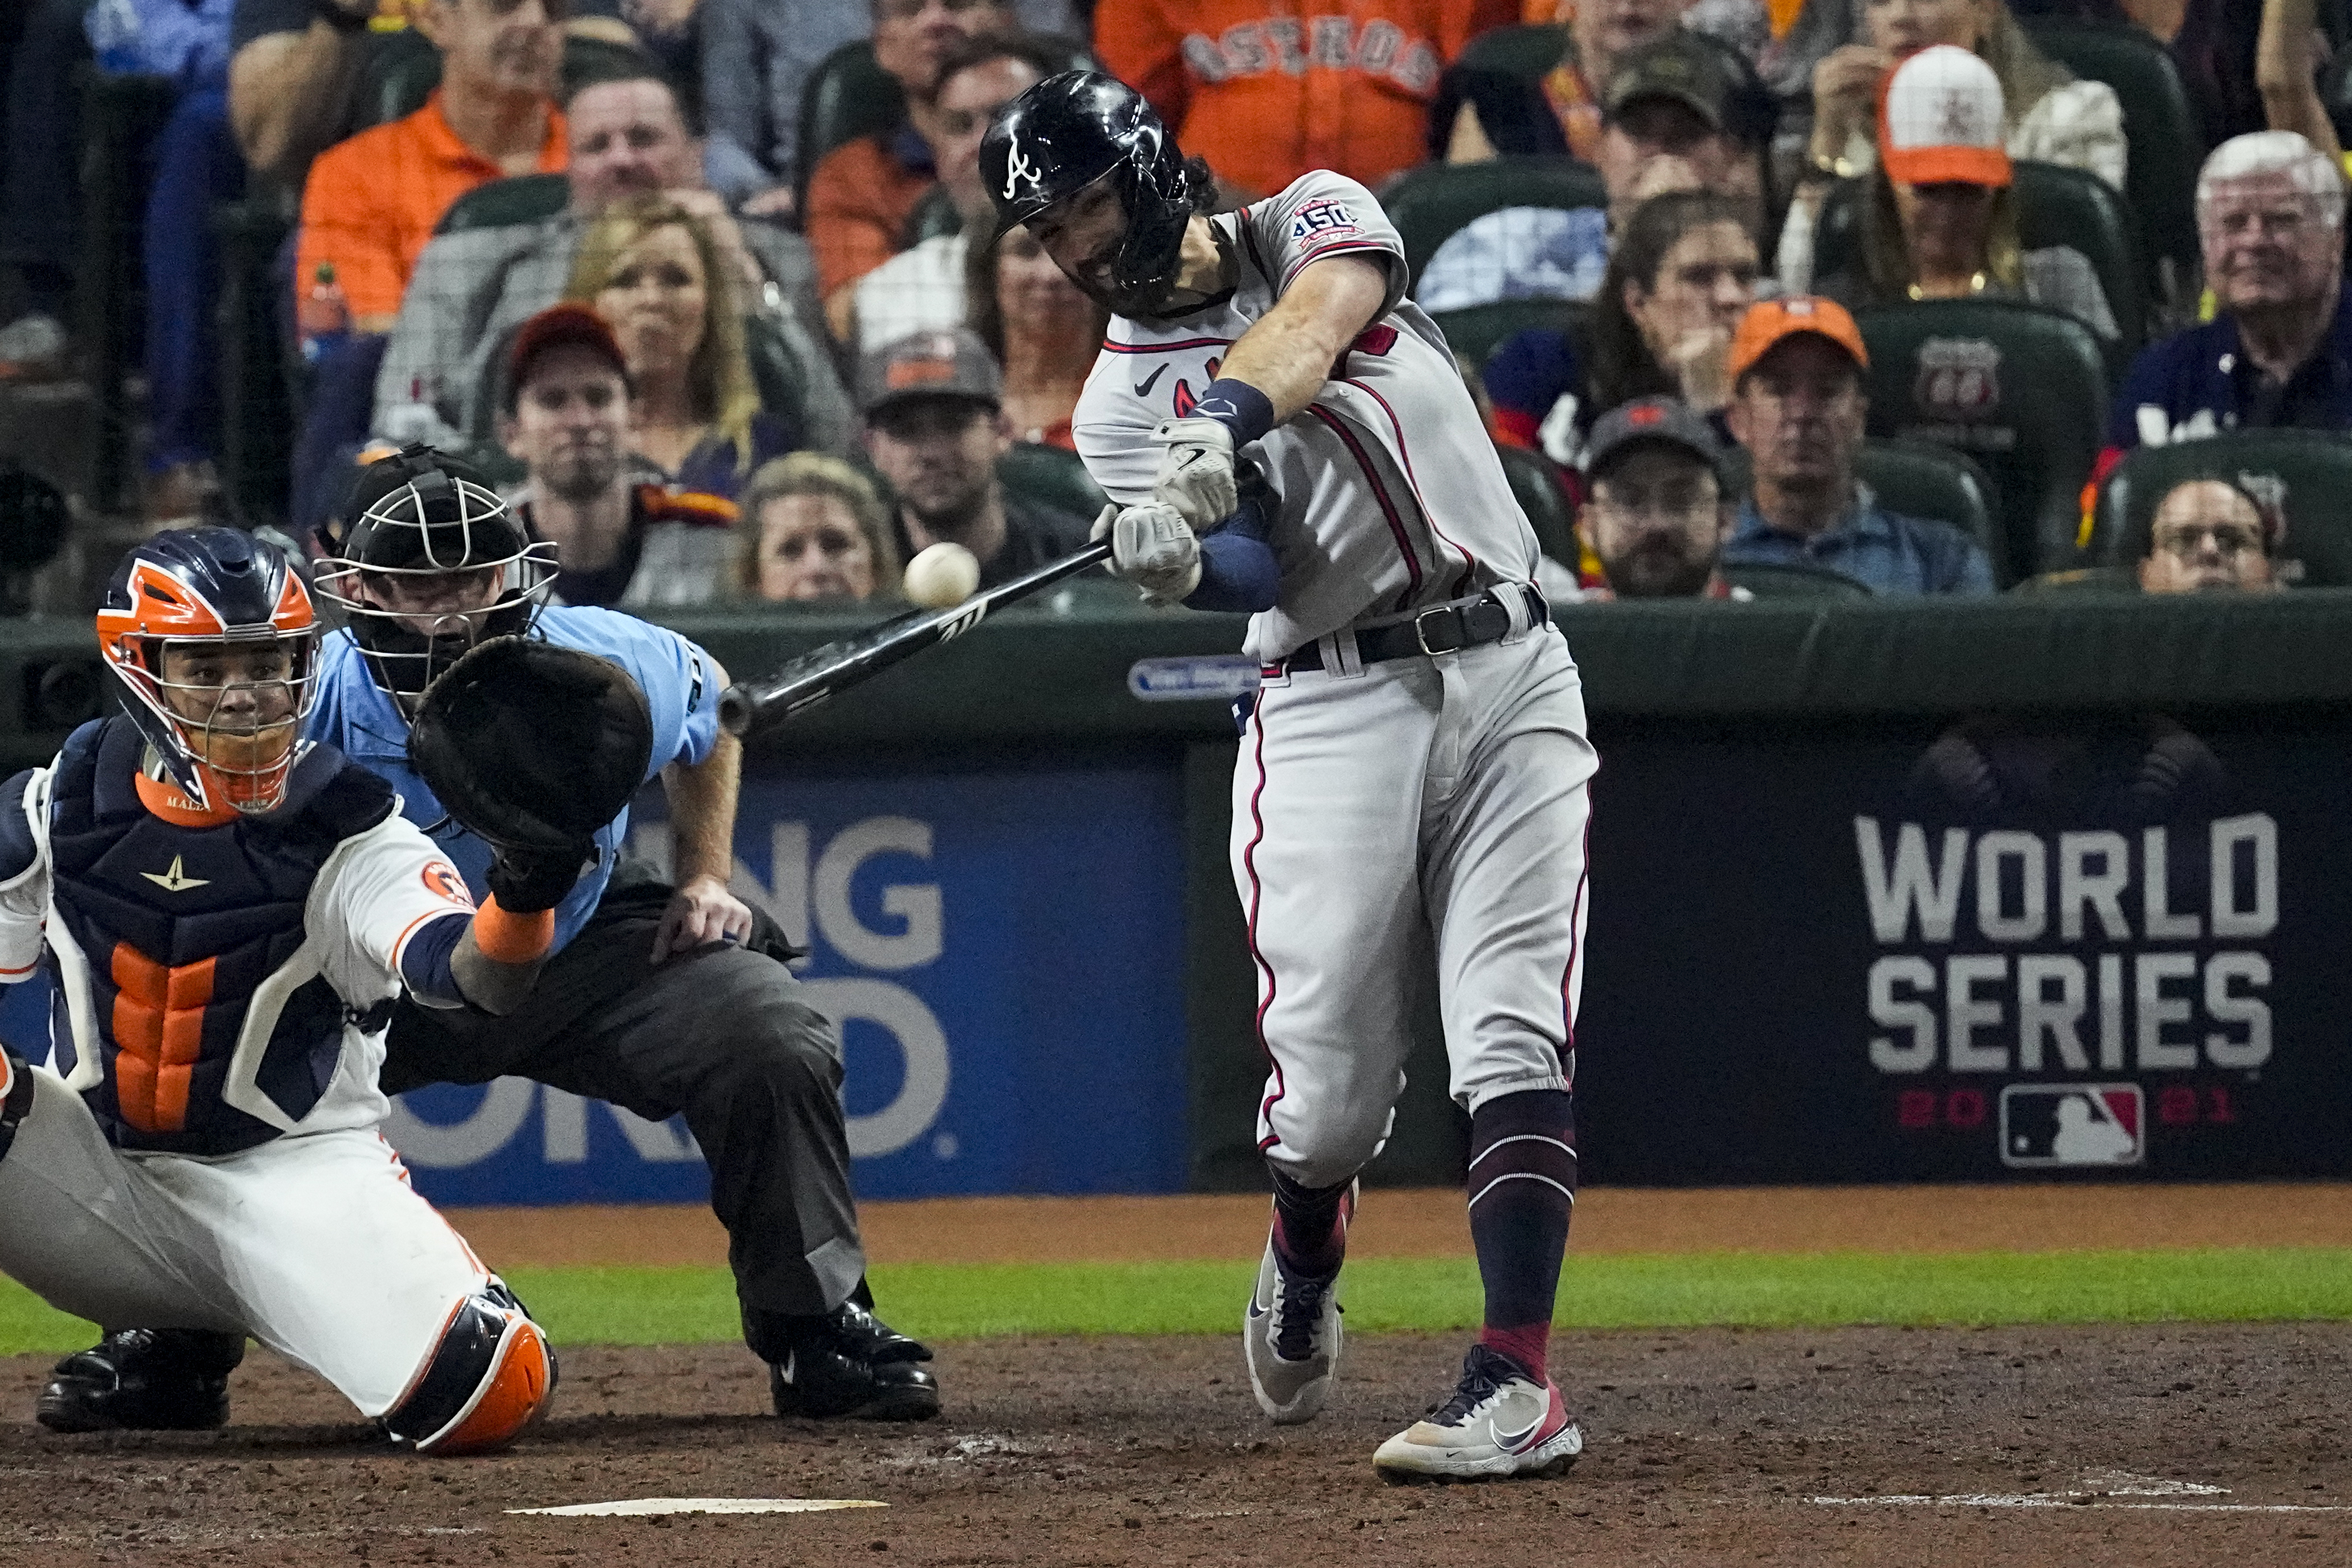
[381,763,1192,1204]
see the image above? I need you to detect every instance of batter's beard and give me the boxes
[1071,270,1176,321]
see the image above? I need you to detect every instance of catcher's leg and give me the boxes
[0,1046,251,1432]
[147,1125,553,1453]
[378,1280,556,1454]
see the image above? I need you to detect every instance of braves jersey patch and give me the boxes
[1291,198,1361,243]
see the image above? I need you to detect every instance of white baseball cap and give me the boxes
[1878,44,2012,189]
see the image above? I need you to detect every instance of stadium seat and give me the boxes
[1853,299,2110,584]
[2019,17,2206,310]
[1722,561,1875,597]
[997,441,1108,519]
[1491,441,1580,571]
[1812,160,2146,355]
[795,42,905,215]
[1455,23,1568,77]
[1430,298,1590,368]
[434,174,570,236]
[1381,156,1607,292]
[900,185,964,249]
[2007,566,2139,593]
[1719,437,2007,585]
[361,32,655,129]
[212,201,300,526]
[1852,439,2005,583]
[2090,430,2352,586]
[71,67,177,511]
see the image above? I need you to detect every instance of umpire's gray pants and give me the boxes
[384,882,866,1342]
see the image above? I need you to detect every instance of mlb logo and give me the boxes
[2000,1084,2144,1168]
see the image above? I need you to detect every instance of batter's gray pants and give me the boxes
[383,875,867,1345]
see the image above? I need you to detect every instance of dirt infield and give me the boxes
[5,1322,2350,1567]
[452,1183,2352,1268]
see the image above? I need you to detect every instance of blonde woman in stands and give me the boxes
[566,196,793,502]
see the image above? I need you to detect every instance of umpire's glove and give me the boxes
[1092,501,1201,605]
[1149,416,1238,533]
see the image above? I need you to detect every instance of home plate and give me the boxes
[510,1498,887,1517]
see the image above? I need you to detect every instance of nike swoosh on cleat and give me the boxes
[1492,1410,1548,1451]
[1133,365,1168,397]
[1247,1300,1268,1320]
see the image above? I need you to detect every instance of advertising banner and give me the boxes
[385,763,1190,1205]
[1574,711,2352,1184]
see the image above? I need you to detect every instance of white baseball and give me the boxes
[903,541,982,608]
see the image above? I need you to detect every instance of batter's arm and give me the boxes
[1149,253,1392,530]
[1214,254,1394,424]
[655,655,755,962]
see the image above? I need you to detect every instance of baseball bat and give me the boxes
[718,538,1113,738]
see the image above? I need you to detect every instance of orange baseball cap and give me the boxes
[1728,296,1870,384]
[1878,44,2013,188]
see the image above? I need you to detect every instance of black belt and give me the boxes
[1284,586,1545,672]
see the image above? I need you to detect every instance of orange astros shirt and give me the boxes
[296,91,568,323]
[1096,0,1517,198]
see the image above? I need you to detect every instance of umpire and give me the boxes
[37,448,937,1433]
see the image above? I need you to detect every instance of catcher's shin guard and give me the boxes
[382,1281,556,1454]
[0,1044,32,1163]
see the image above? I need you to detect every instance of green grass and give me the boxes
[5,1250,2350,1357]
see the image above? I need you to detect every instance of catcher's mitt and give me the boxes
[408,637,654,911]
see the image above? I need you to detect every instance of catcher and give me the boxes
[0,527,586,1452]
[35,448,937,1435]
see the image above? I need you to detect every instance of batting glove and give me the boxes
[1149,417,1238,533]
[1091,501,1202,605]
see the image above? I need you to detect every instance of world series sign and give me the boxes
[1571,708,2352,1185]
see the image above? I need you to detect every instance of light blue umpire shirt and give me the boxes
[308,606,722,954]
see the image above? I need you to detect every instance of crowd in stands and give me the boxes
[1,0,2347,607]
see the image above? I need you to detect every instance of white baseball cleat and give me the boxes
[1243,1234,1343,1425]
[1372,1344,1584,1483]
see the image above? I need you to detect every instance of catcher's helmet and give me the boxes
[313,445,556,701]
[95,527,319,815]
[980,71,1199,318]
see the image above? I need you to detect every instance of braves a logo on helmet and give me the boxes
[1002,136,1044,200]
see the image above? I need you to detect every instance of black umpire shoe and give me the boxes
[37,1328,246,1433]
[768,1302,939,1421]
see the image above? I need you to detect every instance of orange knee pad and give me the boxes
[383,1282,557,1455]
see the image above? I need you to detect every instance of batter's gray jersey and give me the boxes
[1072,172,1544,665]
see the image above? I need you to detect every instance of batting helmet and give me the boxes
[980,70,1200,318]
[95,527,319,815]
[313,445,556,702]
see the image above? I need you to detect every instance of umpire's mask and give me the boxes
[314,445,558,705]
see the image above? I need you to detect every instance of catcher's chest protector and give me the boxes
[43,719,395,1155]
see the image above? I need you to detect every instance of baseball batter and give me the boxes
[0,528,561,1451]
[984,73,1596,1481]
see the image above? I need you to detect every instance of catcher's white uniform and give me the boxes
[0,727,518,1422]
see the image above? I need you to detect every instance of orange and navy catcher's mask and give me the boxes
[95,527,319,816]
